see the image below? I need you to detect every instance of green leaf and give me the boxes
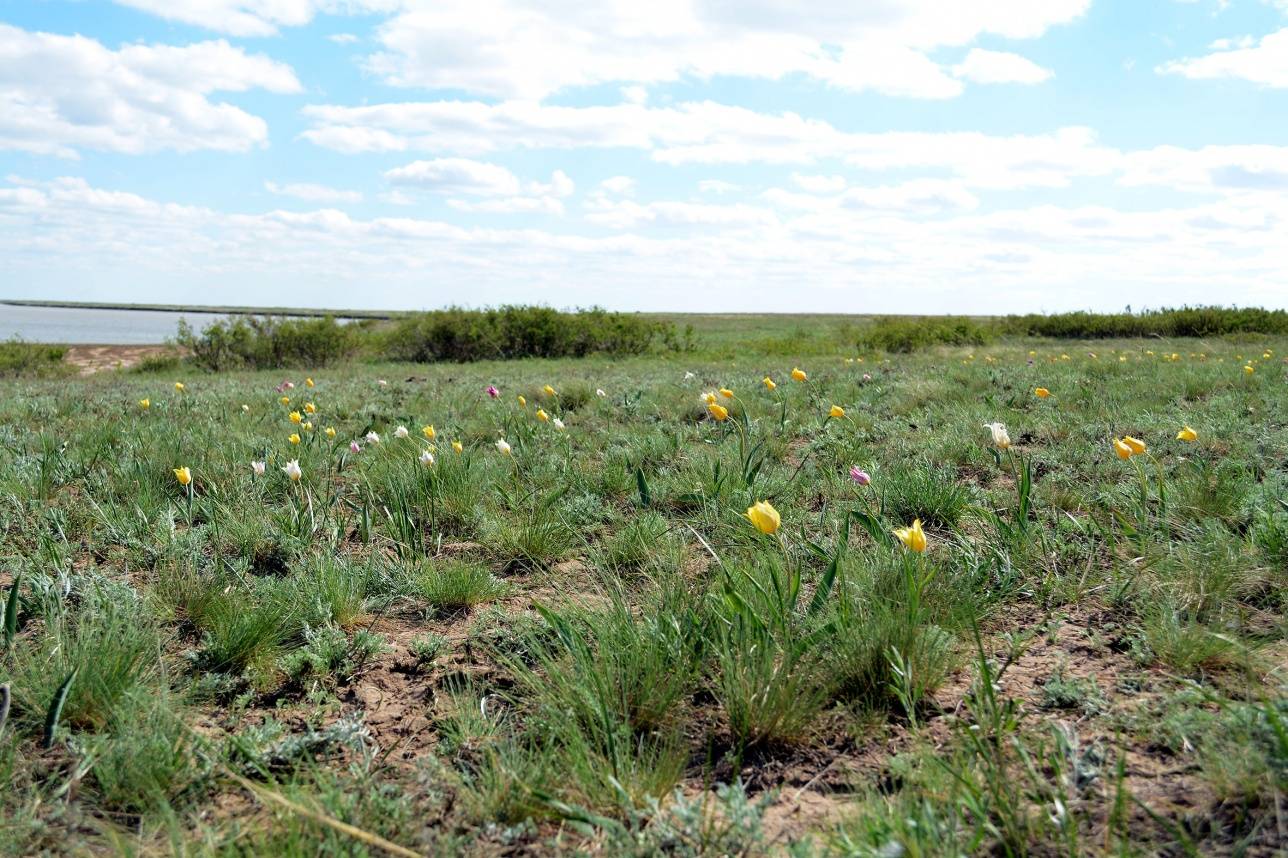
[43,667,78,750]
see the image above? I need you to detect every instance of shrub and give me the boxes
[858,317,996,353]
[382,306,676,362]
[176,315,358,371]
[998,306,1288,339]
[0,339,70,378]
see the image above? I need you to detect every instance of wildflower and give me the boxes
[1244,364,1255,375]
[305,377,314,388]
[377,379,388,386]
[138,398,150,409]
[719,388,734,399]
[280,396,291,405]
[1112,438,1133,460]
[289,433,301,445]
[301,421,313,432]
[496,439,512,455]
[419,449,435,466]
[174,382,185,392]
[304,402,316,414]
[422,425,436,440]
[1123,436,1147,455]
[701,390,718,405]
[1034,387,1050,399]
[452,440,464,453]
[173,466,192,486]
[535,409,549,422]
[241,404,250,412]
[892,518,927,552]
[707,403,729,421]
[1060,354,1070,361]
[289,411,303,424]
[791,367,807,382]
[862,373,872,381]
[282,459,302,481]
[552,418,565,431]
[394,425,409,439]
[745,500,781,534]
[365,431,381,444]
[325,426,336,438]
[251,461,266,476]
[849,466,871,486]
[829,404,846,419]
[543,384,556,397]
[596,388,606,397]
[984,422,1011,450]
[1176,426,1198,442]
[284,381,295,390]
[350,440,361,453]
[763,376,776,391]
[518,395,527,407]
[684,371,695,380]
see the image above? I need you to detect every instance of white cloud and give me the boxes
[265,181,363,202]
[1158,27,1288,87]
[362,0,1088,100]
[599,176,638,196]
[791,173,846,193]
[305,100,1120,188]
[951,48,1053,84]
[109,0,363,37]
[699,180,740,194]
[0,24,300,156]
[328,32,360,44]
[384,158,522,195]
[1119,144,1288,192]
[5,174,1285,313]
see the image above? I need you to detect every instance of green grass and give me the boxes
[0,326,1284,855]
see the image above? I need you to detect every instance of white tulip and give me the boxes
[282,459,302,481]
[251,461,266,476]
[365,431,381,444]
[983,422,1012,450]
[495,438,512,455]
[419,449,435,466]
[394,425,409,439]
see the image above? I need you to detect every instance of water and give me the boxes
[0,304,360,344]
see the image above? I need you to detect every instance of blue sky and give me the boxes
[2,0,1287,313]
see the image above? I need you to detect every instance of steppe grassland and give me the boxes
[0,328,1285,855]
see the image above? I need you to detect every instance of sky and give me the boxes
[1,0,1287,314]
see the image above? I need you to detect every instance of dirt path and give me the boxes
[63,344,179,375]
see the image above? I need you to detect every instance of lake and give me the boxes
[0,304,362,344]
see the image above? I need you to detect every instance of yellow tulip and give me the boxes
[325,426,336,438]
[791,368,807,382]
[1176,426,1198,442]
[305,377,314,388]
[702,391,718,405]
[452,440,464,454]
[518,395,527,407]
[745,500,781,534]
[1034,387,1050,399]
[289,433,301,445]
[304,402,316,414]
[1123,436,1147,455]
[422,425,436,440]
[892,519,927,552]
[173,466,192,487]
[716,388,732,399]
[289,411,302,424]
[543,385,556,397]
[707,403,729,422]
[829,404,846,418]
[1244,364,1255,375]
[280,396,290,405]
[536,409,549,422]
[762,376,776,390]
[138,398,150,409]
[174,382,185,392]
[1113,438,1133,460]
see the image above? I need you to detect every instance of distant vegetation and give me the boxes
[855,306,1288,353]
[177,306,690,371]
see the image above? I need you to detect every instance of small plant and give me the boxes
[414,560,508,611]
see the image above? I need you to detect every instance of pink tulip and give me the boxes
[350,441,361,453]
[849,466,871,486]
[487,385,499,398]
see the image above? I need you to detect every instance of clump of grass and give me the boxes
[414,560,508,611]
